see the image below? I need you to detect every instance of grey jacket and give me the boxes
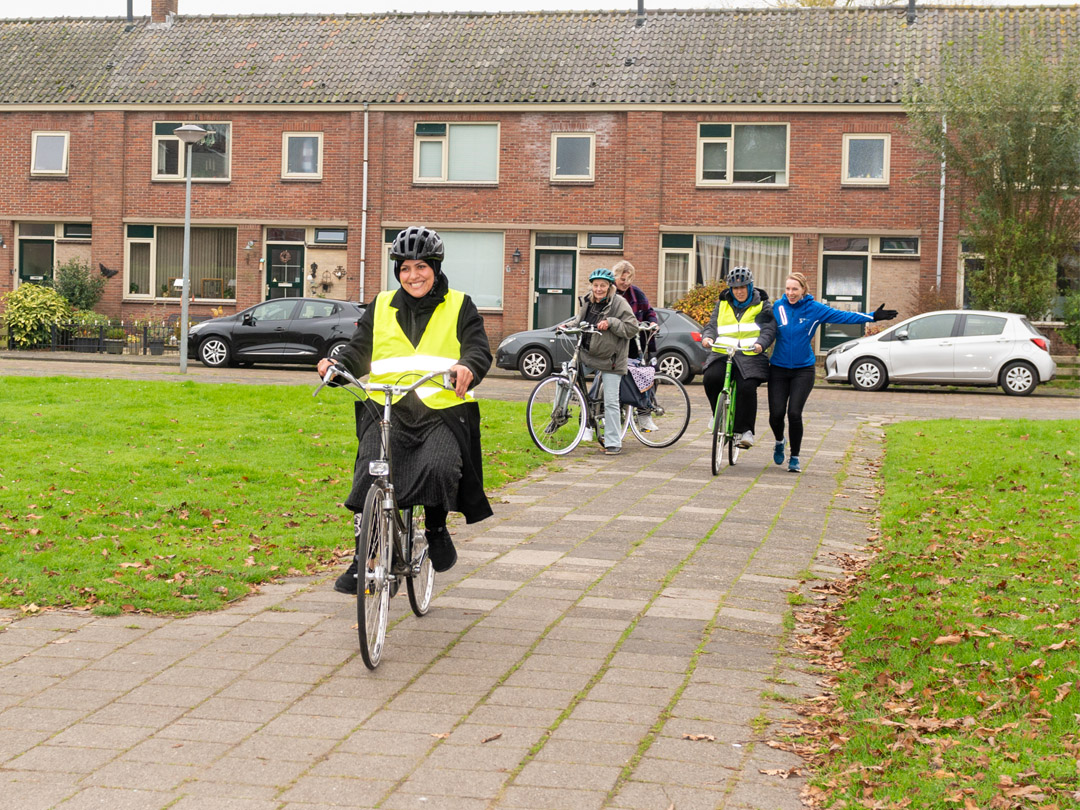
[574,290,640,375]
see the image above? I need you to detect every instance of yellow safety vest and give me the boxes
[369,288,471,408]
[713,300,763,356]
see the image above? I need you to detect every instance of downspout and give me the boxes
[936,115,946,291]
[359,103,369,303]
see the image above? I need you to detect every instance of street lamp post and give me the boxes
[173,124,207,374]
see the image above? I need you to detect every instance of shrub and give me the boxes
[1062,291,1080,352]
[1,284,71,347]
[54,258,106,311]
[669,282,726,326]
[69,309,110,337]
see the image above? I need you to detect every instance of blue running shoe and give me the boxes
[773,439,786,466]
[788,456,801,473]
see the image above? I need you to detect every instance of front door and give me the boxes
[820,255,867,350]
[266,244,305,300]
[533,250,576,329]
[19,239,54,285]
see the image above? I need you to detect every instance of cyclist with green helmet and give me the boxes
[573,267,640,455]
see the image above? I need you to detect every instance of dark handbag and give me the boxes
[619,363,654,409]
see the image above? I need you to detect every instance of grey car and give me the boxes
[495,308,709,383]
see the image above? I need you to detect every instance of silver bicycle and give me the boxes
[314,364,454,669]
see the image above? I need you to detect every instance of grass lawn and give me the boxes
[805,419,1079,809]
[0,376,549,615]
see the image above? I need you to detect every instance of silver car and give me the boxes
[825,310,1057,396]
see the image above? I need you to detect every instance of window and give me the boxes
[586,233,622,250]
[63,223,92,239]
[551,133,595,181]
[153,122,231,181]
[661,233,791,307]
[879,237,919,255]
[535,233,578,248]
[697,123,788,186]
[250,299,298,323]
[282,132,323,179]
[413,123,498,183]
[843,134,890,184]
[903,314,957,341]
[961,314,1006,337]
[385,229,503,308]
[31,132,69,175]
[823,237,869,253]
[314,228,347,244]
[297,301,337,320]
[125,225,236,300]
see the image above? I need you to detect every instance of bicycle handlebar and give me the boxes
[313,365,453,399]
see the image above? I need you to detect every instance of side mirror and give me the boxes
[896,329,908,341]
[242,313,254,326]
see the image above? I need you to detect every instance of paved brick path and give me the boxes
[1,355,1076,810]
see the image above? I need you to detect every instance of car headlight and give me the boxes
[836,342,857,355]
[497,337,517,352]
[188,323,204,335]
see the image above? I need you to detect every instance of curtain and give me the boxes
[728,236,790,297]
[448,125,498,182]
[157,227,237,299]
[695,236,728,286]
[439,231,504,308]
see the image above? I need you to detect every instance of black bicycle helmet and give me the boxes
[390,226,444,264]
[727,266,753,288]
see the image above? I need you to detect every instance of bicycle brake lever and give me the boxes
[313,365,337,397]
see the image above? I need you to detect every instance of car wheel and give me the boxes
[849,357,888,392]
[519,348,552,380]
[999,360,1037,396]
[326,340,349,361]
[199,337,231,368]
[656,351,690,383]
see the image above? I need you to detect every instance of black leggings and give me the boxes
[768,365,816,457]
[703,360,760,435]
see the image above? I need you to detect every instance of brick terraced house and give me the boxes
[1,0,1076,351]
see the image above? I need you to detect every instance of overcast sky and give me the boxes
[3,0,1057,19]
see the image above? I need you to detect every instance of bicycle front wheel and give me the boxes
[357,485,391,669]
[629,375,691,448]
[405,506,434,617]
[527,376,588,455]
[711,392,732,476]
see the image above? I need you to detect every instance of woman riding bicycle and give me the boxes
[768,271,897,473]
[574,267,639,455]
[317,226,493,590]
[701,267,776,450]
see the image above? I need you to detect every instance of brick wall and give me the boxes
[0,105,969,346]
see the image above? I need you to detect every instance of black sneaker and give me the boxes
[426,526,457,573]
[333,558,358,595]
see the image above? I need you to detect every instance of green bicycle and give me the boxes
[710,344,741,474]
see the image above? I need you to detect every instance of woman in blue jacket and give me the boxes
[769,272,896,473]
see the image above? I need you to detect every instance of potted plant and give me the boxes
[70,310,109,353]
[103,326,126,355]
[135,304,169,355]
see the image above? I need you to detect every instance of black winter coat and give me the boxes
[701,287,777,383]
[335,276,494,523]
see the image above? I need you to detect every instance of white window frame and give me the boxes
[412,122,500,185]
[842,134,891,185]
[124,225,237,301]
[152,121,232,182]
[31,131,70,176]
[281,132,323,180]
[382,228,504,310]
[550,132,596,181]
[696,123,790,188]
[124,233,156,300]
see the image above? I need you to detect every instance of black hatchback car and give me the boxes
[495,308,709,383]
[187,297,365,368]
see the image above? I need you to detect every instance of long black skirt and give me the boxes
[344,392,462,514]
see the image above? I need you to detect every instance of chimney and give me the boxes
[152,0,178,24]
[906,0,917,26]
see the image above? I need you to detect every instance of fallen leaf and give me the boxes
[481,733,502,744]
[934,635,963,646]
[430,732,450,739]
[682,733,716,742]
